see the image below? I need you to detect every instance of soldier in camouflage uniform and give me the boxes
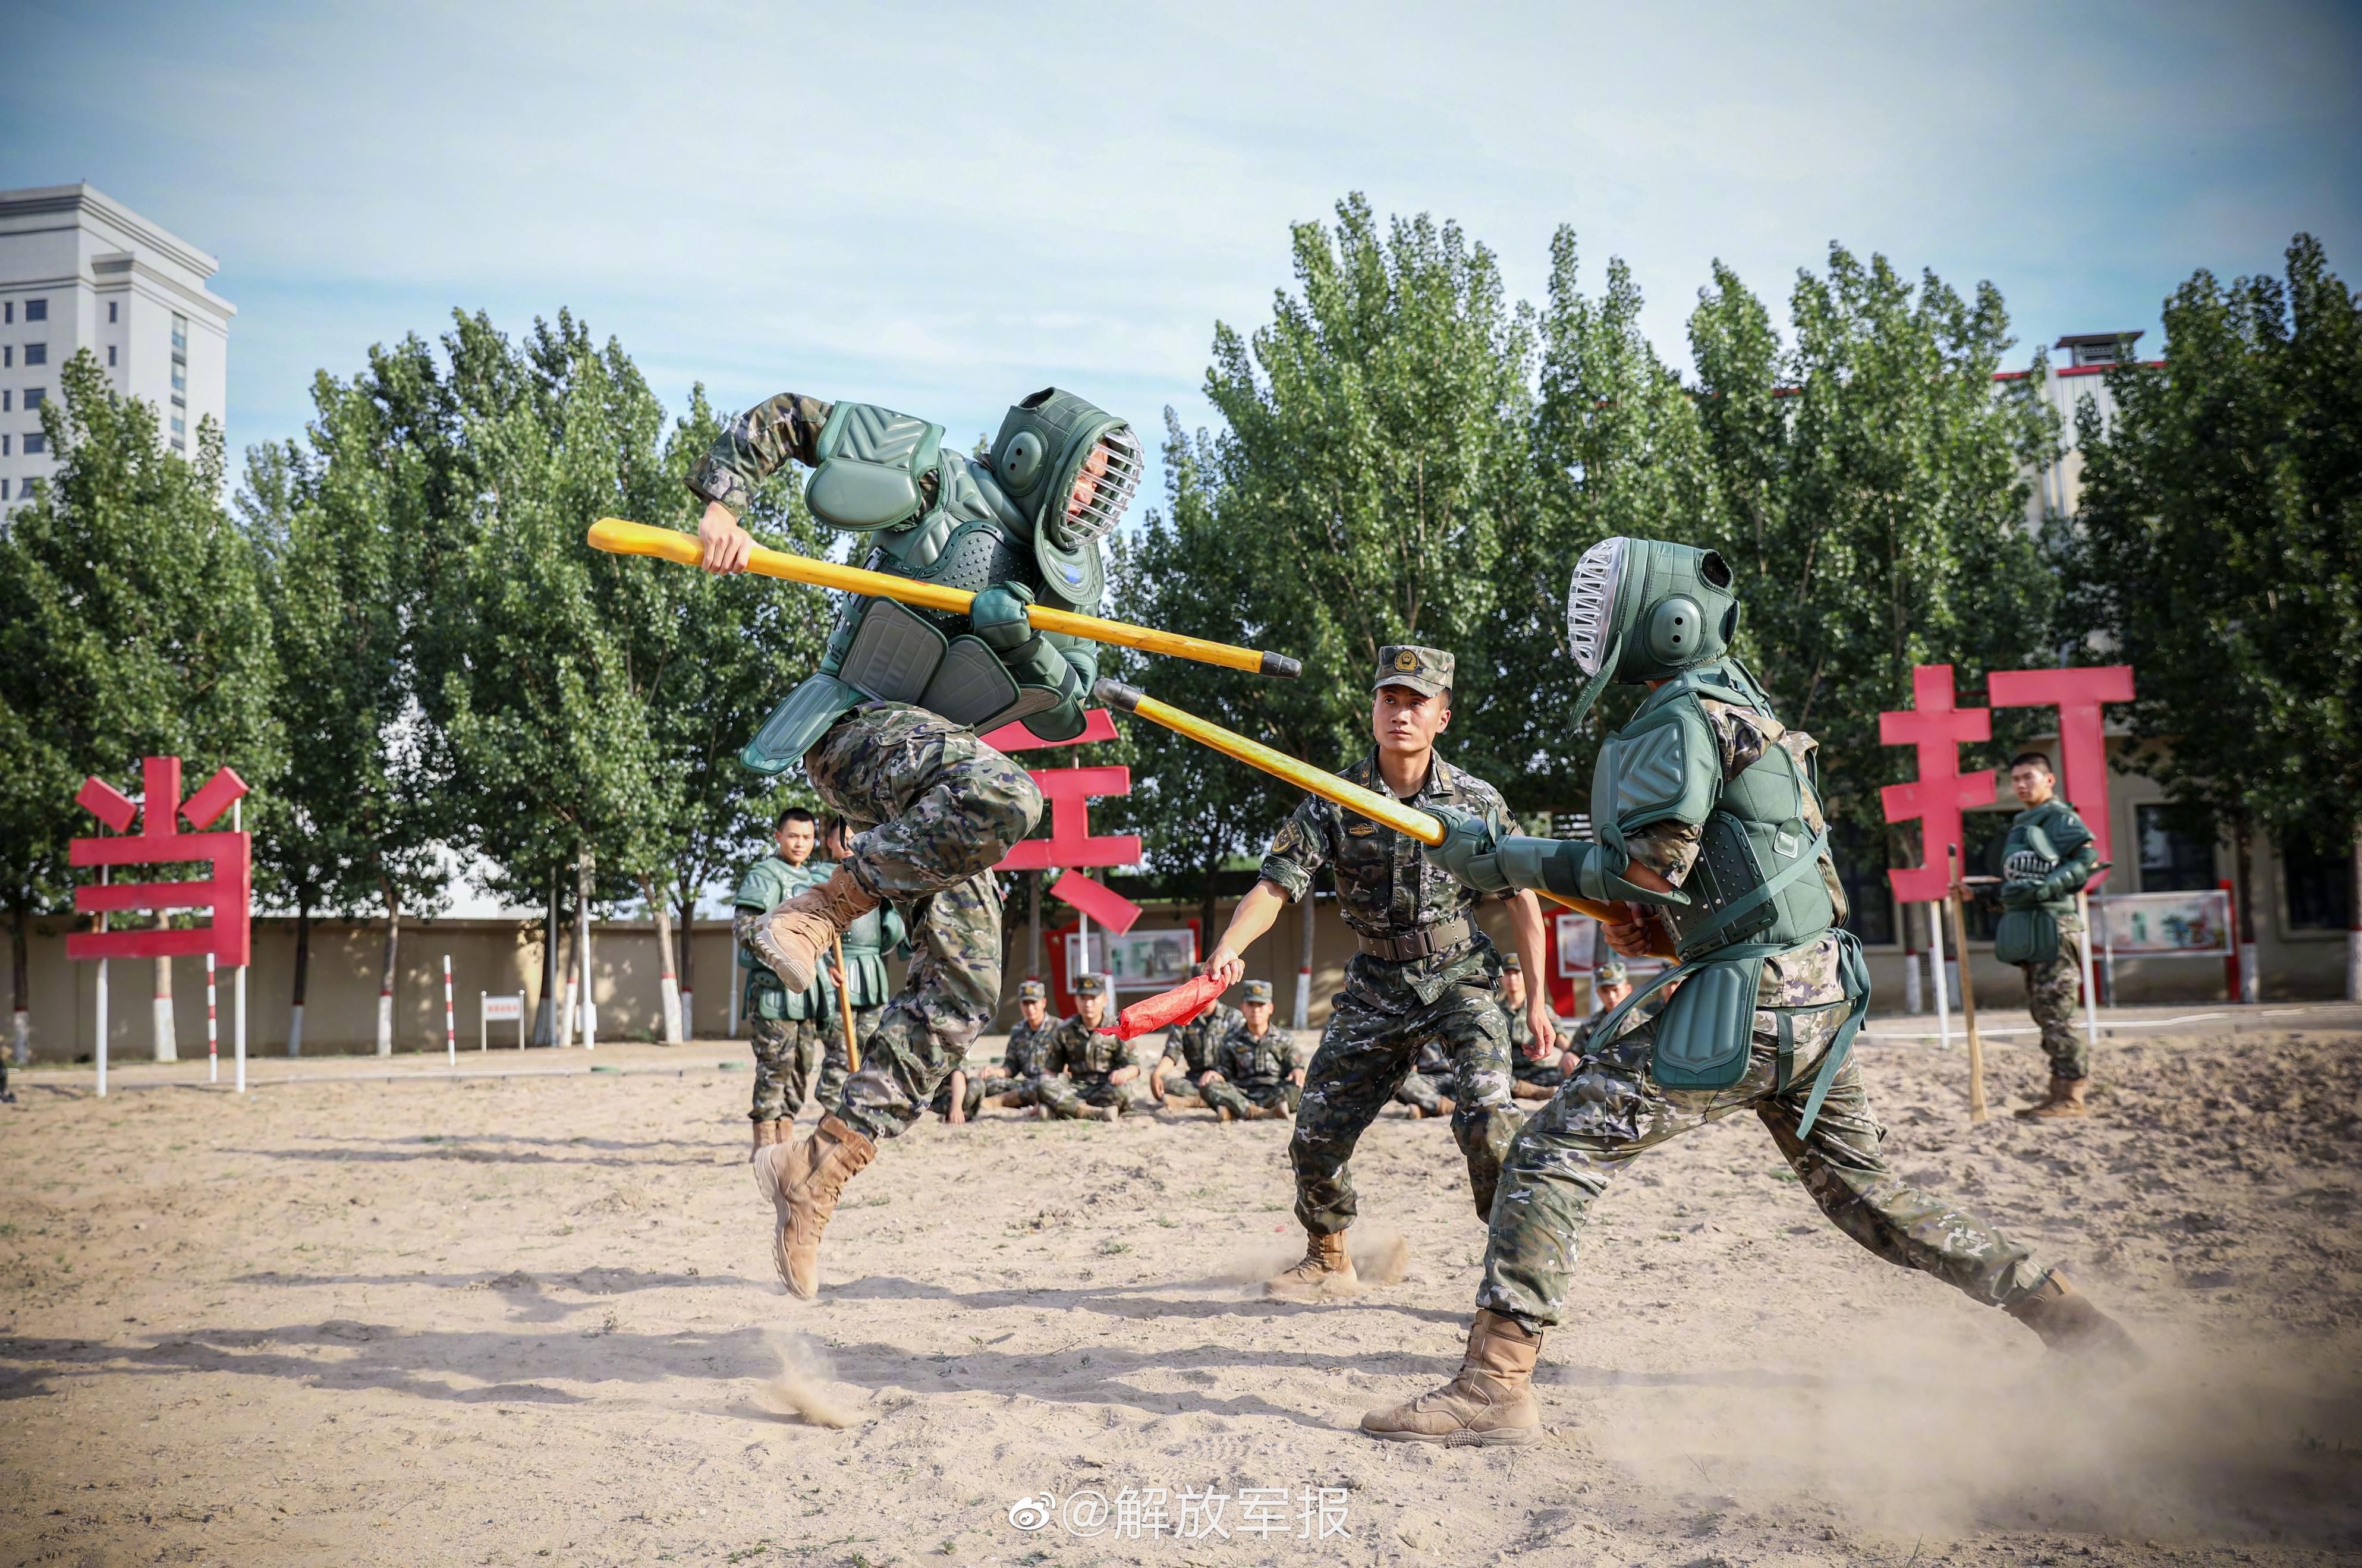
[1155,996,1243,1107]
[1391,1035,1457,1117]
[695,383,1143,1298]
[735,809,831,1155]
[1512,956,1632,1098]
[1363,537,2140,1449]
[1036,974,1137,1122]
[982,978,1064,1111]
[1501,954,1561,1100]
[1203,646,1558,1301]
[812,817,908,1112]
[1991,752,2103,1119]
[1197,980,1303,1121]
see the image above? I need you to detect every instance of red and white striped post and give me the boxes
[205,952,219,1083]
[442,955,457,1066]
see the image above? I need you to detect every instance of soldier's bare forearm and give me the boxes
[1207,880,1288,985]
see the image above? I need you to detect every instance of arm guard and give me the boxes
[1492,836,1692,908]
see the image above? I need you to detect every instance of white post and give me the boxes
[726,965,738,1038]
[1294,890,1313,1032]
[1927,900,1953,1054]
[442,954,456,1066]
[517,994,527,1050]
[479,991,488,1053]
[205,953,219,1084]
[2076,886,2100,1063]
[152,914,177,1063]
[578,889,596,1053]
[1075,905,1092,998]
[288,1001,303,1059]
[94,862,109,1098]
[233,799,246,1094]
[2100,892,2118,1006]
[1902,905,1924,1014]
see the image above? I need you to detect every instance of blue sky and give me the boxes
[5,0,2358,508]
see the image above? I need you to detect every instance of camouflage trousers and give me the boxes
[2020,929,2087,1080]
[804,704,1043,1144]
[813,1001,885,1111]
[1202,1078,1300,1119]
[1391,1065,1455,1114]
[1478,1003,2052,1331]
[1511,1054,1570,1091]
[1038,1076,1138,1119]
[747,1013,826,1123]
[1292,980,1518,1233]
[928,1062,987,1120]
[1153,1063,1209,1104]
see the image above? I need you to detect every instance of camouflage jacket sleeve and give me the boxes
[1043,1018,1084,1077]
[685,392,834,514]
[1257,795,1333,903]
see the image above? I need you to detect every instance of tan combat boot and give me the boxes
[748,866,879,994]
[1215,1104,1235,1124]
[1247,1101,1291,1121]
[2004,1271,2144,1368]
[1360,1310,1543,1446]
[752,1113,877,1299]
[750,1118,784,1160]
[2027,1077,2091,1119]
[1511,1081,1553,1101]
[1264,1228,1357,1301]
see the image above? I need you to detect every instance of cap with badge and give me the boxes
[1016,978,1046,1002]
[1241,979,1273,1005]
[1073,973,1108,998]
[1372,644,1454,698]
[1501,952,1522,972]
[1595,958,1630,985]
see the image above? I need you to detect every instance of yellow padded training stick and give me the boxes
[588,518,1301,679]
[1093,678,1624,925]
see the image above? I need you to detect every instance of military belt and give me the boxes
[1356,916,1474,963]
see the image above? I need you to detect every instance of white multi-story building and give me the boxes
[0,183,234,509]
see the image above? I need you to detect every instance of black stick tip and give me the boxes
[1092,678,1143,711]
[1260,653,1303,680]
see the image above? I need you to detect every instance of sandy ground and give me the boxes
[3,1014,2360,1568]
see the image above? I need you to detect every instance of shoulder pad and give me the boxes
[807,402,945,533]
[734,857,788,909]
[1605,699,1719,835]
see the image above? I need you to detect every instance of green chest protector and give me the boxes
[1584,669,1870,1136]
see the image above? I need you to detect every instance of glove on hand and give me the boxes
[969,582,1039,655]
[1999,880,2043,910]
[1422,805,1511,893]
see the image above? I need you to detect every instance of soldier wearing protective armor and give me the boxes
[1196,980,1303,1122]
[1360,537,2140,1448]
[1990,752,2102,1119]
[1037,974,1137,1122]
[694,385,1143,1299]
[812,817,908,1112]
[1156,997,1243,1106]
[1202,646,1557,1302]
[734,808,830,1154]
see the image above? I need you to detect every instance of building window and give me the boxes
[172,314,187,353]
[2,391,9,411]
[108,301,118,324]
[2281,833,2354,931]
[24,344,45,367]
[2,348,10,368]
[24,299,45,323]
[16,478,31,499]
[2,303,11,325]
[171,365,186,393]
[107,345,117,367]
[24,389,42,410]
[23,433,45,455]
[2137,803,2217,892]
[1,434,8,455]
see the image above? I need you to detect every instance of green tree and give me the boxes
[1688,247,2059,907]
[2062,234,2362,999]
[238,341,454,1053]
[0,352,280,1060]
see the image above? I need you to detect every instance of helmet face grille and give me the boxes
[1566,537,1627,675]
[1052,427,1144,547]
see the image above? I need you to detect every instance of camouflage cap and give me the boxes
[1595,957,1630,985]
[1501,952,1523,972]
[1373,644,1453,698]
[1073,972,1108,997]
[1241,979,1273,1005]
[1016,978,1047,1002]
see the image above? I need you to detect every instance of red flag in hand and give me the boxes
[1099,971,1226,1039]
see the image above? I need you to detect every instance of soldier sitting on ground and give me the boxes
[1196,980,1304,1122]
[1037,974,1140,1122]
[1502,955,1562,1100]
[1514,956,1632,1097]
[984,978,1062,1113]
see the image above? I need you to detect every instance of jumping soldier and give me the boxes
[1203,645,1557,1302]
[696,384,1142,1297]
[1363,537,2140,1447]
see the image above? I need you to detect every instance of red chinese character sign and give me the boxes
[1879,665,2131,898]
[981,709,1144,935]
[67,755,253,965]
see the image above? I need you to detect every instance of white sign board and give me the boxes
[1065,927,1200,991]
[482,993,524,1022]
[2094,889,2232,958]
